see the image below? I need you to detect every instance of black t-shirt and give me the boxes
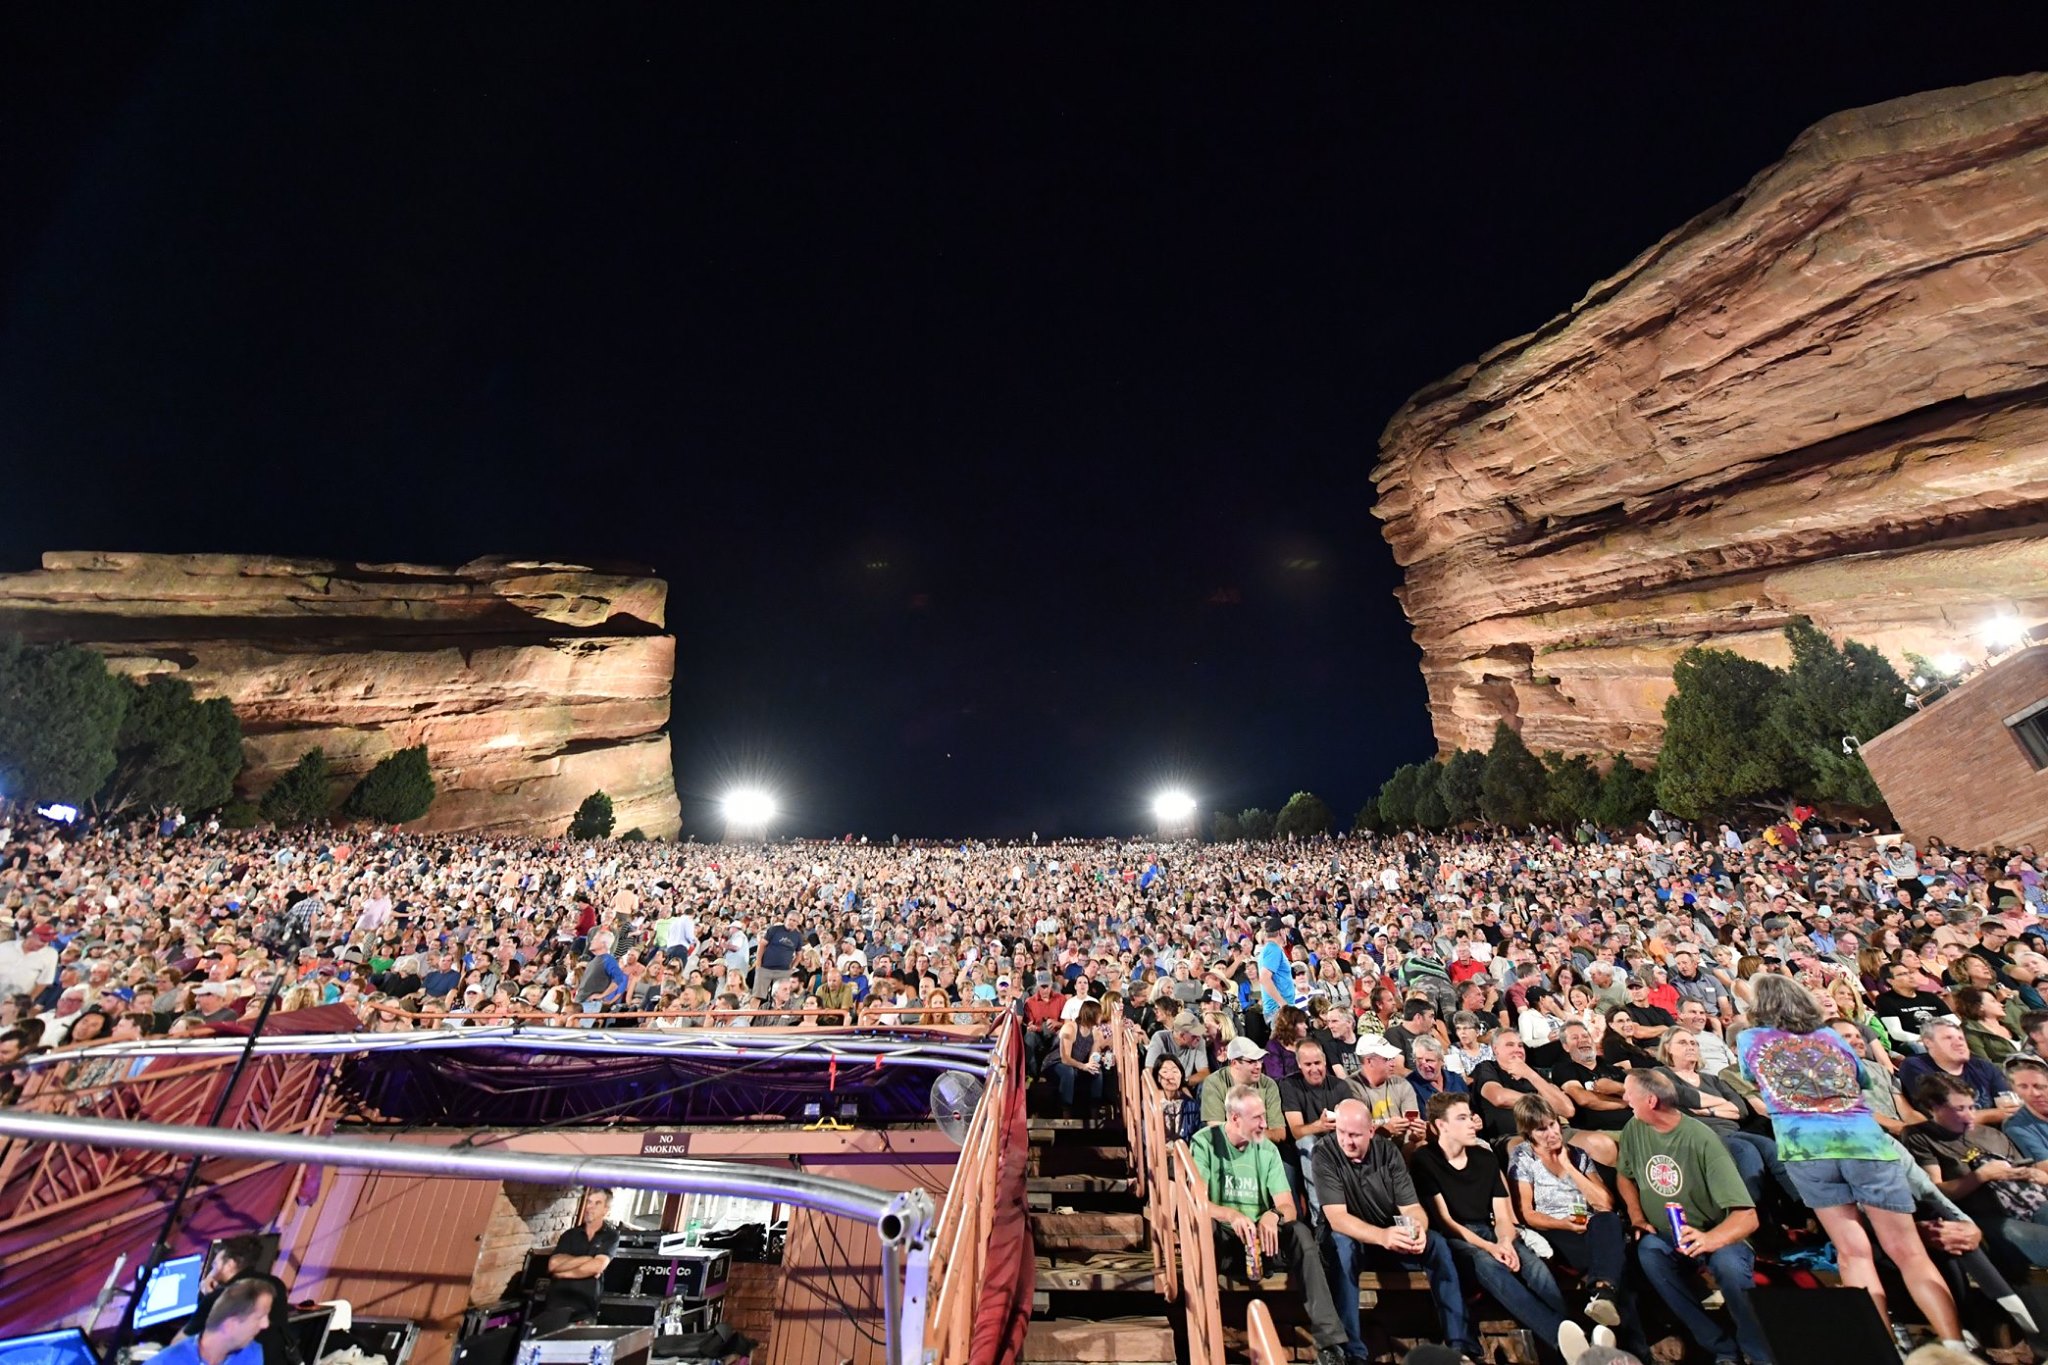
[1468,1060,1538,1141]
[1412,1143,1510,1228]
[1312,1133,1417,1224]
[1280,1072,1358,1132]
[1553,1056,1631,1131]
[1875,990,1942,1037]
[760,925,805,971]
[1623,1003,1675,1033]
[546,1223,621,1310]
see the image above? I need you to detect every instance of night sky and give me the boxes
[2,9,2042,838]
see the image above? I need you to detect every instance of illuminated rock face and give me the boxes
[1372,74,2048,760]
[0,552,682,837]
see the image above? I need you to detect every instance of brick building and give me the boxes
[1861,643,2048,850]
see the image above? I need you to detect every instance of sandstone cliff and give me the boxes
[1372,74,2048,759]
[0,552,682,838]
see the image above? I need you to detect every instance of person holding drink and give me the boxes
[1510,1096,1639,1346]
[1315,1097,1470,1365]
[1191,1084,1351,1365]
[1616,1068,1772,1365]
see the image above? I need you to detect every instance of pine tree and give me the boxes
[1656,647,1790,819]
[1479,722,1546,826]
[259,748,335,826]
[570,790,616,839]
[0,634,130,805]
[342,745,437,824]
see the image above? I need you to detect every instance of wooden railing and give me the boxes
[1246,1300,1288,1365]
[924,1014,1020,1362]
[1166,1138,1226,1365]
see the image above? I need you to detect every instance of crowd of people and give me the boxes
[1,800,2046,1365]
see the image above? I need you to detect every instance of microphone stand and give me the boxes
[111,918,305,1362]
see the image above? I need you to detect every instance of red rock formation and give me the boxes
[0,552,682,838]
[1373,74,2048,759]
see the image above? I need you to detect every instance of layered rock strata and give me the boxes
[0,552,682,838]
[1372,74,2048,759]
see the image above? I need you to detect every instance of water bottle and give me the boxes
[685,1211,703,1248]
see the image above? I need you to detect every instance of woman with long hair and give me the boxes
[1264,1004,1310,1082]
[1954,985,2021,1063]
[1050,997,1106,1119]
[1740,972,1966,1351]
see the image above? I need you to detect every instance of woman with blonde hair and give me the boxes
[1740,971,1966,1352]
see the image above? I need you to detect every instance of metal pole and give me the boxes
[0,1110,902,1226]
[1,1109,933,1363]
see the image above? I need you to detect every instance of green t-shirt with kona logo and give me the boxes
[1190,1128,1289,1220]
[1617,1113,1753,1236]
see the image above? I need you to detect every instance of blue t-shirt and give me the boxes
[2007,1106,2048,1163]
[151,1339,264,1365]
[1256,940,1299,1017]
[1899,1053,2011,1111]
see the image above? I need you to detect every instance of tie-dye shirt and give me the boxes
[1736,1026,1894,1163]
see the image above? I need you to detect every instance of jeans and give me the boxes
[1446,1217,1569,1352]
[1049,1060,1104,1110]
[1324,1227,1469,1358]
[1215,1220,1347,1349]
[1721,1130,1793,1206]
[1546,1215,1647,1353]
[1296,1136,1325,1221]
[1635,1232,1772,1365]
[1983,1204,2048,1275]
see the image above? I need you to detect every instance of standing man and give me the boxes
[1616,1068,1772,1365]
[1257,914,1302,1024]
[574,930,630,1023]
[1314,1098,1469,1363]
[533,1188,620,1334]
[755,908,805,1001]
[1191,1085,1349,1365]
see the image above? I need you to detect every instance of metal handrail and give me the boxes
[0,1109,935,1365]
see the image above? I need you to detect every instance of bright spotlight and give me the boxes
[721,788,777,841]
[1933,654,1967,678]
[1152,790,1198,838]
[1984,615,2030,652]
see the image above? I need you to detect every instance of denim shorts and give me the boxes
[1783,1155,1916,1213]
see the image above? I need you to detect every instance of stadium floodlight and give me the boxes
[721,788,778,842]
[1983,615,2030,652]
[1152,789,1198,838]
[1933,653,1967,678]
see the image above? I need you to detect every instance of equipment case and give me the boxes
[515,1324,654,1365]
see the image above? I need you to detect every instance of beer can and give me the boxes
[1665,1201,1688,1245]
[1244,1238,1263,1281]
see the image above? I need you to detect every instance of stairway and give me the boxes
[1022,1117,1175,1365]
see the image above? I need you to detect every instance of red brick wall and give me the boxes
[470,1181,583,1305]
[1863,644,2048,849]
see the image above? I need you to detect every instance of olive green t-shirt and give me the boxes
[1617,1113,1753,1234]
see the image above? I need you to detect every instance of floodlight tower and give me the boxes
[722,788,778,843]
[1152,790,1198,840]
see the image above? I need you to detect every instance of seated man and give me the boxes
[1145,1009,1213,1088]
[1617,1068,1772,1365]
[1999,1053,2048,1161]
[1905,1071,2048,1275]
[1405,1035,1466,1110]
[1314,1097,1471,1364]
[1281,1041,1360,1220]
[1191,1083,1349,1365]
[1900,1018,2017,1126]
[1414,1092,1597,1360]
[1200,1035,1284,1130]
[153,1279,275,1365]
[532,1188,619,1334]
[1351,1034,1426,1150]
[1553,1021,1630,1132]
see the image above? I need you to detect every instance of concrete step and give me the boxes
[1031,1210,1146,1253]
[1022,1315,1175,1363]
